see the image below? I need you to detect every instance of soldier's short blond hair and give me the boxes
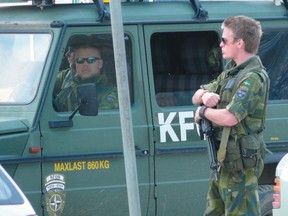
[222,16,263,54]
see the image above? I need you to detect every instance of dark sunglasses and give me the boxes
[221,37,228,44]
[221,37,240,45]
[75,56,101,64]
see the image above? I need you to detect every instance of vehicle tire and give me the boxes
[259,185,274,216]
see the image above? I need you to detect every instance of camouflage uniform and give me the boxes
[53,68,76,100]
[54,73,118,112]
[201,56,269,216]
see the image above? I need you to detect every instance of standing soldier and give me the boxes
[192,16,270,215]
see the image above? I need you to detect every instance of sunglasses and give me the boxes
[221,37,228,44]
[75,56,101,64]
[221,37,240,45]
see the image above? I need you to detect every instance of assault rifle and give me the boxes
[199,117,219,181]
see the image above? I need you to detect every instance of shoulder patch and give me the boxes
[236,79,251,99]
[236,85,250,99]
[236,86,248,99]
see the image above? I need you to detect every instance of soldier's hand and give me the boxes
[202,92,220,108]
[194,106,202,125]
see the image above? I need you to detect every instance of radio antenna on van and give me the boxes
[190,0,208,20]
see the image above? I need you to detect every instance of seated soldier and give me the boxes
[53,46,77,101]
[54,36,118,112]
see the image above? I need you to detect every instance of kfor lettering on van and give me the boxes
[158,111,195,143]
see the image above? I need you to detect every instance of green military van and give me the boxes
[0,0,287,215]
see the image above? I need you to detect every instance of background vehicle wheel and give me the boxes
[259,185,274,216]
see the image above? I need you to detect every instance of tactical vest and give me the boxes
[214,56,269,172]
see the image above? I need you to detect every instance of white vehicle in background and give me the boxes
[0,165,37,216]
[273,153,288,216]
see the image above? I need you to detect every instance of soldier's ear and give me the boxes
[237,38,245,49]
[98,59,104,69]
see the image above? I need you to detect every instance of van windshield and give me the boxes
[0,33,51,104]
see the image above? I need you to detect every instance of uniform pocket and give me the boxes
[224,135,244,172]
[239,134,261,168]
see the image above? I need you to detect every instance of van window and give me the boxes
[0,33,50,104]
[258,29,288,101]
[151,31,221,107]
[53,33,133,112]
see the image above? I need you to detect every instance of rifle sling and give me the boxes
[217,126,231,164]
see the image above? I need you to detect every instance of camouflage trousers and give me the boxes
[203,160,264,216]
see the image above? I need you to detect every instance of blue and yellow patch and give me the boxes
[236,80,250,99]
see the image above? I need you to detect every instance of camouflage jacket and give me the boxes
[201,56,269,140]
[53,68,76,100]
[54,73,118,112]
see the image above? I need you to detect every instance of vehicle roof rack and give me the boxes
[93,0,110,22]
[33,0,53,7]
[283,0,288,9]
[31,0,110,21]
[190,0,208,20]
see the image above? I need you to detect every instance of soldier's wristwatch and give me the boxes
[199,106,207,119]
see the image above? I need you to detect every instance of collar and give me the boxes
[225,55,259,76]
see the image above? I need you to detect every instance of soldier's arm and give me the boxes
[199,107,238,127]
[200,75,264,126]
[192,89,220,107]
[192,89,208,105]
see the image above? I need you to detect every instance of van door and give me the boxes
[257,23,288,142]
[143,24,222,215]
[256,22,288,178]
[39,26,152,216]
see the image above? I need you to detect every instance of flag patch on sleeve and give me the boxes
[236,85,249,99]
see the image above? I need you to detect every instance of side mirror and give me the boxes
[49,83,98,128]
[77,83,99,116]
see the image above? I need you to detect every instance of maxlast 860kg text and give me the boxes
[54,160,110,172]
